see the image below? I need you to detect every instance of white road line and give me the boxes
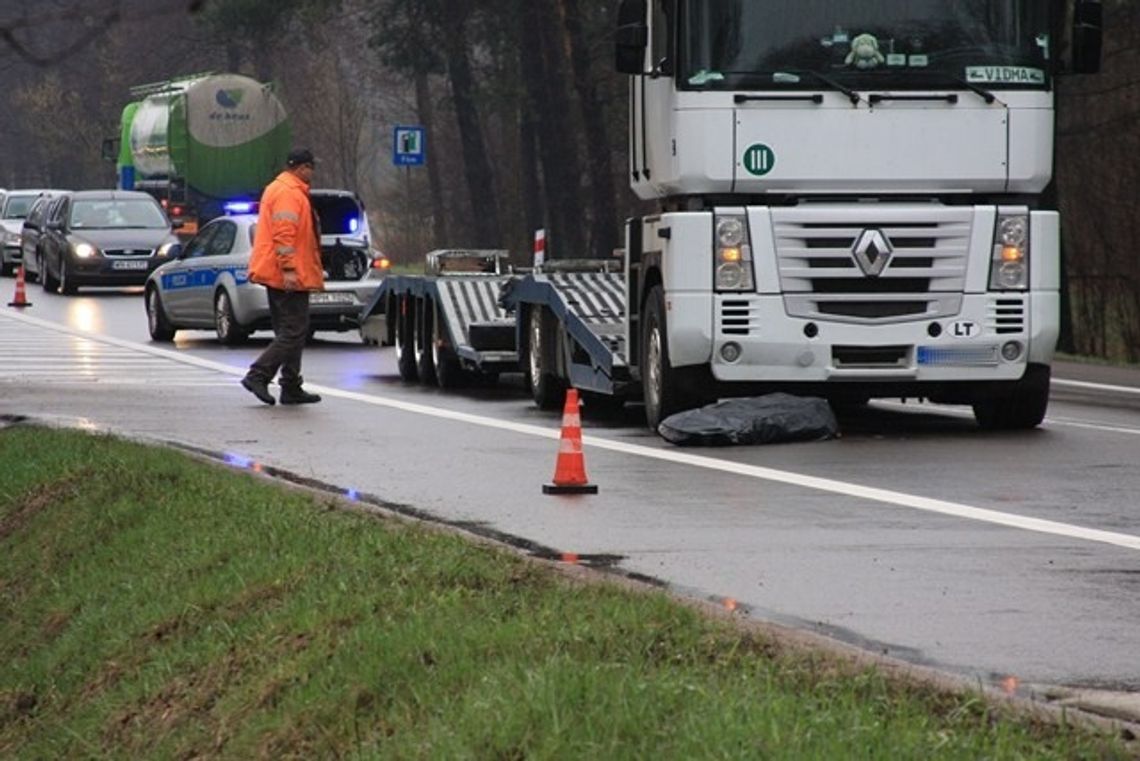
[1052,378,1140,396]
[4,309,1140,553]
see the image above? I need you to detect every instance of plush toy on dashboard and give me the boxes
[845,33,885,69]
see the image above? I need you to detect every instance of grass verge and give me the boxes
[0,426,1130,759]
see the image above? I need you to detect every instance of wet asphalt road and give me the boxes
[2,283,1140,696]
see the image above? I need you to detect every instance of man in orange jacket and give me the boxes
[241,148,325,405]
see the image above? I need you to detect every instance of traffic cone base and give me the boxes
[7,265,31,308]
[544,389,598,495]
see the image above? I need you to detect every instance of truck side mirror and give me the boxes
[1071,0,1103,74]
[101,137,119,163]
[615,0,648,75]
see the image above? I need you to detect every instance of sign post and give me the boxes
[393,126,426,259]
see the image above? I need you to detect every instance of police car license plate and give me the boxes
[309,292,354,305]
[111,260,149,270]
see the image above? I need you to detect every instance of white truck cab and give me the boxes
[614,0,1103,429]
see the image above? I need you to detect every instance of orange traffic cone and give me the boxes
[543,389,598,494]
[7,265,31,308]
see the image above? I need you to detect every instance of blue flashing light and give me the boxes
[348,217,359,233]
[224,201,255,214]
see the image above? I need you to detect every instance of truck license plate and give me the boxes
[111,260,149,270]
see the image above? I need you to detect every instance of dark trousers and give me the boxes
[248,288,310,389]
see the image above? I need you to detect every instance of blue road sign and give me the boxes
[393,126,426,167]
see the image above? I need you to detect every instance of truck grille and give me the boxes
[773,207,972,324]
[987,297,1026,335]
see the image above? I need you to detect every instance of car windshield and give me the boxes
[70,199,168,229]
[3,196,37,219]
[682,0,1053,91]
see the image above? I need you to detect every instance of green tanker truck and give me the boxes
[107,73,291,235]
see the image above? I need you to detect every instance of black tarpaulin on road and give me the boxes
[658,393,839,446]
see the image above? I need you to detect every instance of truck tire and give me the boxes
[214,290,249,345]
[972,363,1050,430]
[415,298,437,385]
[431,305,465,389]
[146,287,176,342]
[642,284,697,430]
[527,306,565,410]
[395,296,419,382]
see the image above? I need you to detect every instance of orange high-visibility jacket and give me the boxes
[248,171,324,291]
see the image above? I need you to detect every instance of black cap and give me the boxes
[286,148,316,168]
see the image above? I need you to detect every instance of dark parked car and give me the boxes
[37,190,180,294]
[19,191,67,283]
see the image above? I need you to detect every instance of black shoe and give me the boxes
[241,376,276,406]
[280,387,321,405]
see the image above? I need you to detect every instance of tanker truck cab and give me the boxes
[614,0,1102,429]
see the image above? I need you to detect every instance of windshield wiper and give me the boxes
[886,70,999,105]
[713,69,861,105]
[777,70,861,105]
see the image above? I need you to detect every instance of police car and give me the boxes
[144,197,385,344]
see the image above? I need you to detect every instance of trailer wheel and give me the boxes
[395,296,419,382]
[415,298,437,385]
[431,304,465,389]
[642,285,692,430]
[972,364,1050,430]
[527,307,565,410]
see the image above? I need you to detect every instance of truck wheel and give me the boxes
[415,298,437,385]
[431,304,465,389]
[214,290,249,345]
[972,364,1051,430]
[146,287,176,342]
[642,285,691,430]
[527,306,565,410]
[395,296,419,382]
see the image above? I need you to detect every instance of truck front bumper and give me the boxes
[692,291,1057,386]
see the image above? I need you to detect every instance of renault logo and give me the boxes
[852,229,893,277]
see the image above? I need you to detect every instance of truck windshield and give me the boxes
[682,0,1053,92]
[70,199,169,230]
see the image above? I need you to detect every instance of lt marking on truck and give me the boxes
[742,144,776,177]
[949,321,979,338]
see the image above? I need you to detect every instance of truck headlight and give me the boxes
[3,231,20,246]
[714,214,754,291]
[990,212,1028,290]
[73,243,97,259]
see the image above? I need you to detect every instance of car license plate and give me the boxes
[111,259,149,271]
[310,292,354,305]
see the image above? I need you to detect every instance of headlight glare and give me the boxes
[73,243,96,259]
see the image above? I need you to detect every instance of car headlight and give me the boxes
[157,242,177,257]
[73,243,97,259]
[713,213,754,291]
[990,212,1029,291]
[3,231,20,246]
